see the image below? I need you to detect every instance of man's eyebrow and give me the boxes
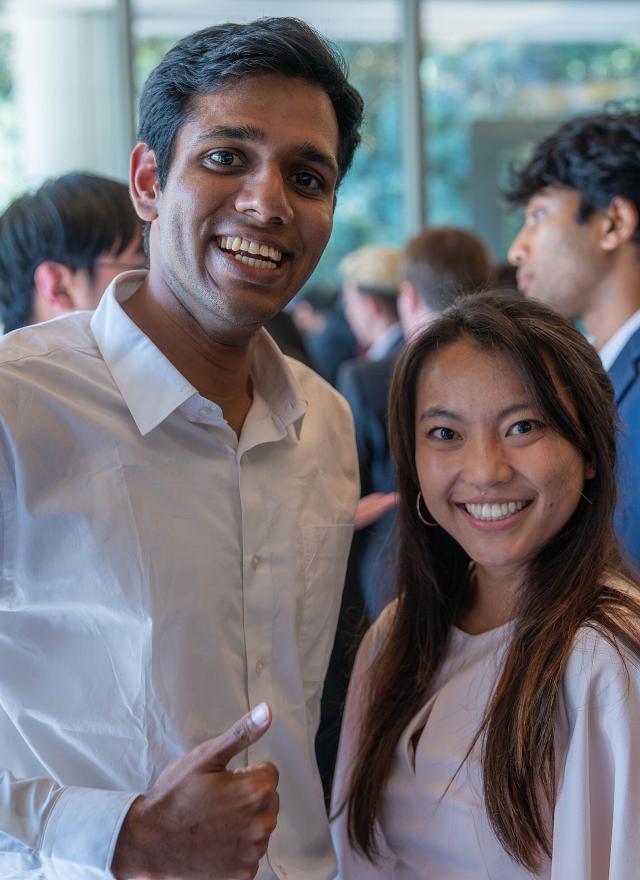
[194,128,339,176]
[296,142,339,176]
[195,125,265,144]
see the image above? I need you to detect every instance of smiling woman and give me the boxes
[332,291,640,880]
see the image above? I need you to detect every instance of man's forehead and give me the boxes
[177,80,339,167]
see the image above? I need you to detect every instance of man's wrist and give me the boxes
[111,795,150,880]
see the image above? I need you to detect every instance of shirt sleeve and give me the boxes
[0,769,138,879]
[330,607,396,879]
[0,407,138,879]
[551,627,640,879]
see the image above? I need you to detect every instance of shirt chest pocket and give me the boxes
[298,523,354,683]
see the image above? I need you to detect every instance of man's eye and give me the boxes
[527,208,545,225]
[292,171,322,190]
[205,150,238,166]
[429,426,458,441]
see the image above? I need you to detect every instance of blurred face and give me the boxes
[414,339,593,588]
[72,230,146,308]
[342,282,374,347]
[144,73,339,336]
[507,186,608,319]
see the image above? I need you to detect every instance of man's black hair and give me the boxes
[0,172,140,332]
[137,17,364,189]
[504,105,640,244]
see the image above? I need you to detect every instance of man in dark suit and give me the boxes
[507,106,640,571]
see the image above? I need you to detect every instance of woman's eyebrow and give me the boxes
[418,402,533,423]
[418,407,462,423]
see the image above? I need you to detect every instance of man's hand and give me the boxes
[111,703,278,880]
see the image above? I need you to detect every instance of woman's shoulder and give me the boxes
[563,578,640,714]
[359,599,399,663]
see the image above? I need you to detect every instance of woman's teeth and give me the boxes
[464,500,528,521]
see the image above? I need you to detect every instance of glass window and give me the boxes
[0,25,19,209]
[421,0,640,258]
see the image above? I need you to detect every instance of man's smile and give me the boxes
[217,235,284,270]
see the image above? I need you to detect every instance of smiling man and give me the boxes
[0,18,363,880]
[506,106,640,572]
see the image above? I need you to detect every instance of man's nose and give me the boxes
[235,166,294,225]
[507,226,527,266]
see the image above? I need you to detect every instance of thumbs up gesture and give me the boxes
[112,703,279,880]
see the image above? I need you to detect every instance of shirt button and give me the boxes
[255,660,264,675]
[251,555,260,570]
[199,405,213,417]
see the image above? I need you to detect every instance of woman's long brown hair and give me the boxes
[341,292,640,871]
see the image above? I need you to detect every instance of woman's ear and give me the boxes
[130,143,161,222]
[584,457,596,480]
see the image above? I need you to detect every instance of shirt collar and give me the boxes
[91,271,308,437]
[366,322,403,361]
[597,308,640,372]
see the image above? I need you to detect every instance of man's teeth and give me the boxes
[218,235,282,267]
[464,500,527,521]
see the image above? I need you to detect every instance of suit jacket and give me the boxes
[608,324,640,573]
[337,342,404,619]
[337,345,402,497]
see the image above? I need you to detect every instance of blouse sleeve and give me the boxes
[551,627,640,879]
[330,605,397,879]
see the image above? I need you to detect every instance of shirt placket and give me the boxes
[238,448,275,768]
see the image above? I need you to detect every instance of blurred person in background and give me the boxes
[398,226,494,341]
[0,172,145,333]
[292,283,357,385]
[339,244,404,365]
[506,105,640,572]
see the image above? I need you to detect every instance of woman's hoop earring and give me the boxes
[416,492,438,527]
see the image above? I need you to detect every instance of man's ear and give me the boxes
[130,143,161,222]
[399,280,419,316]
[32,261,75,314]
[599,196,639,252]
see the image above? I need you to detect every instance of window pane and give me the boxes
[422,0,640,259]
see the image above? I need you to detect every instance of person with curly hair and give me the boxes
[506,105,640,571]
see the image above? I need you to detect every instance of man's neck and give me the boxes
[582,261,640,351]
[122,279,255,436]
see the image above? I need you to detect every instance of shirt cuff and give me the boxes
[40,786,139,879]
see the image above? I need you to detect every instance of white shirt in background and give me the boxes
[0,272,359,880]
[332,601,640,879]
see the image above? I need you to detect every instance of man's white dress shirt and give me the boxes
[0,272,359,879]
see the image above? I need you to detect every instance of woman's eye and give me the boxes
[429,426,458,441]
[508,419,543,436]
[205,150,238,166]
